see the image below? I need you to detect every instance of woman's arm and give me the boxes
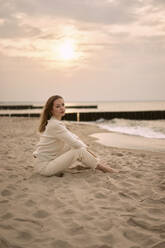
[51,122,87,149]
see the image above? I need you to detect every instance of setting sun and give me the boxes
[58,39,77,61]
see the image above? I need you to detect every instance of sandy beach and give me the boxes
[0,117,165,248]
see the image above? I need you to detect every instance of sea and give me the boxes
[1,100,165,140]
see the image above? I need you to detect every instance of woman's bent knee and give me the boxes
[40,167,64,177]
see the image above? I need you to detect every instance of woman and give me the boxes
[33,95,115,177]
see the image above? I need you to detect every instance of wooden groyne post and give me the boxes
[0,110,165,120]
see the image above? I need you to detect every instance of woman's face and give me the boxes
[52,98,65,120]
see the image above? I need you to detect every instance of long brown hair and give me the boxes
[38,95,63,133]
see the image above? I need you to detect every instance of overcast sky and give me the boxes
[0,0,165,102]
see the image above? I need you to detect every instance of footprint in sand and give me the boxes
[0,224,14,230]
[92,245,113,248]
[86,245,112,248]
[1,189,13,196]
[0,200,9,204]
[127,217,165,233]
[94,192,106,199]
[14,217,42,228]
[127,217,149,230]
[123,229,153,246]
[53,198,66,209]
[16,231,33,241]
[0,237,13,248]
[118,191,133,199]
[1,212,14,220]
[158,180,165,191]
[25,199,36,207]
[9,174,18,179]
[151,241,165,248]
[7,184,17,190]
[33,209,50,218]
[67,222,85,236]
[99,233,115,244]
[131,172,142,178]
[98,220,113,232]
[147,208,165,216]
[63,208,76,215]
[51,240,72,248]
[112,152,124,157]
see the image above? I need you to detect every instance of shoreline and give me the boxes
[69,119,165,156]
[90,131,165,154]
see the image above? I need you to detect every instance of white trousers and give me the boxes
[34,147,99,176]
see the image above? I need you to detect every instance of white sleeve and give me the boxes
[51,122,87,149]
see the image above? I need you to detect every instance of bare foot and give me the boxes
[96,163,117,173]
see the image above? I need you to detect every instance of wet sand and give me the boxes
[90,132,165,153]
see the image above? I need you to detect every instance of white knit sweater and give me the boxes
[33,116,87,161]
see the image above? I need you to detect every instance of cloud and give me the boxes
[0,0,164,27]
[151,0,165,5]
[0,0,164,41]
[0,0,141,25]
[0,18,41,38]
[34,0,138,24]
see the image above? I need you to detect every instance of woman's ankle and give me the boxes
[96,163,116,173]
